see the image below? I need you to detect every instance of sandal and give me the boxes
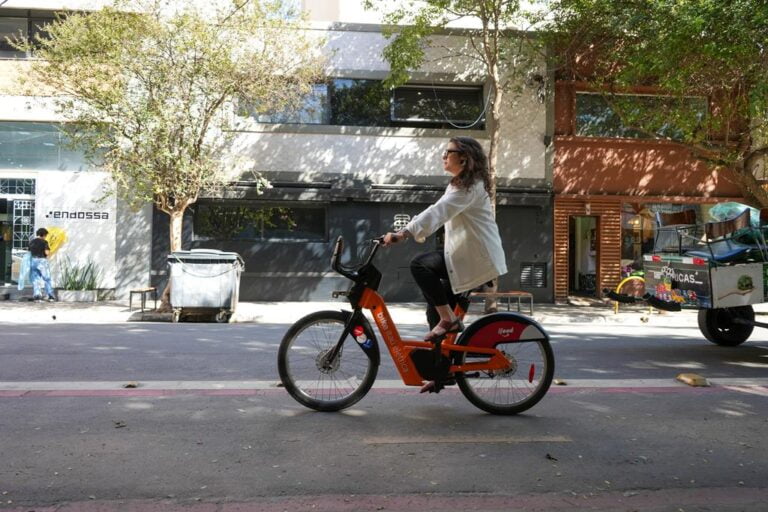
[424,318,464,342]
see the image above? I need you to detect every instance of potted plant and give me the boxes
[56,257,101,302]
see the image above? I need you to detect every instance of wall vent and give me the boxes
[520,262,547,288]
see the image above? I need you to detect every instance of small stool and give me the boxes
[469,291,534,315]
[129,287,157,312]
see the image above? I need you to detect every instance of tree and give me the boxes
[364,0,546,209]
[544,0,768,206]
[15,0,324,252]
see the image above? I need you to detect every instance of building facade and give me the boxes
[150,1,554,302]
[552,81,745,302]
[2,1,553,303]
[0,4,152,299]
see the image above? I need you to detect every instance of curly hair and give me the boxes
[448,136,491,195]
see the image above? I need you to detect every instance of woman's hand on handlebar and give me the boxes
[382,230,409,247]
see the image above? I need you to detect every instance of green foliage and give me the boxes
[544,0,768,169]
[369,0,543,91]
[59,257,101,290]
[13,0,324,248]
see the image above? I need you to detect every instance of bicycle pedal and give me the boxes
[419,381,445,394]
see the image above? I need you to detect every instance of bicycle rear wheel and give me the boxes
[278,310,379,412]
[455,315,554,415]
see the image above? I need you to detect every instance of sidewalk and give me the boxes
[0,297,714,325]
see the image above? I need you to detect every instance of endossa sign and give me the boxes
[45,210,110,220]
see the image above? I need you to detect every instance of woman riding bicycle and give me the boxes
[383,136,507,342]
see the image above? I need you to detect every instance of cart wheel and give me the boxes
[214,311,230,323]
[172,310,182,323]
[698,306,754,346]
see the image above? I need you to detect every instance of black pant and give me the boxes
[410,251,468,329]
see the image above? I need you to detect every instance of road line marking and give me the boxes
[364,435,571,444]
[1,378,767,396]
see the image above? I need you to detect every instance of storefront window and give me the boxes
[193,202,326,242]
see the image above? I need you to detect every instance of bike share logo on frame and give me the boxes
[375,309,410,373]
[46,209,110,220]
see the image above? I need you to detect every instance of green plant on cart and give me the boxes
[59,257,101,290]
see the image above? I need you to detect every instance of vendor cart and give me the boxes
[607,206,768,346]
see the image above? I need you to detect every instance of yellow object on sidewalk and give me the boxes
[676,373,710,387]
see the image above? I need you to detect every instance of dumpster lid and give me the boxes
[168,249,244,266]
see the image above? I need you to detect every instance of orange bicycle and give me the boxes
[277,237,555,415]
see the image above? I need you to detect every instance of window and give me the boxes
[0,10,55,58]
[0,178,36,251]
[0,178,35,195]
[520,262,547,288]
[252,83,330,124]
[247,78,485,130]
[0,122,89,170]
[193,203,326,242]
[329,79,391,126]
[392,85,485,129]
[11,199,34,250]
[576,93,707,140]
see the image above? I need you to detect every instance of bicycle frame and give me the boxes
[356,287,513,386]
[327,236,512,386]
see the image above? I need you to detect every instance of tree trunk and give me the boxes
[157,207,186,313]
[481,79,503,311]
[487,77,502,216]
[169,208,184,252]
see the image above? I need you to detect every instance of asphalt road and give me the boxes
[1,321,767,511]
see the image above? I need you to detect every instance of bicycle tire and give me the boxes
[454,313,554,415]
[277,310,379,411]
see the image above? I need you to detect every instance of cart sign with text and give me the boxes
[644,256,712,308]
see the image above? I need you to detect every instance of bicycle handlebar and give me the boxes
[331,236,383,281]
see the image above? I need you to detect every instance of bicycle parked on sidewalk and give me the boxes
[277,237,554,415]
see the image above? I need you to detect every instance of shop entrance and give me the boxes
[568,216,598,296]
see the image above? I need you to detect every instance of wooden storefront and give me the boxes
[554,196,622,303]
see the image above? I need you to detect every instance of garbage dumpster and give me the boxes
[167,249,244,323]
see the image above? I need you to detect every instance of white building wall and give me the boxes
[234,27,547,184]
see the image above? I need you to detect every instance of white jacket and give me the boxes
[405,180,507,293]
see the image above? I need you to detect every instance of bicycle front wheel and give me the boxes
[277,310,379,412]
[455,316,554,415]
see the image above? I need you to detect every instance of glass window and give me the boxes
[0,17,27,56]
[247,78,485,130]
[193,203,326,242]
[11,198,34,250]
[329,79,391,126]
[0,178,35,195]
[392,85,485,129]
[251,83,330,124]
[0,13,55,57]
[0,122,89,171]
[576,93,707,140]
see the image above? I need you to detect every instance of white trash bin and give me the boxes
[167,249,244,323]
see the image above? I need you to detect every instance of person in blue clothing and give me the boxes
[28,228,55,302]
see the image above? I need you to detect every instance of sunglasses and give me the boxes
[442,149,462,159]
